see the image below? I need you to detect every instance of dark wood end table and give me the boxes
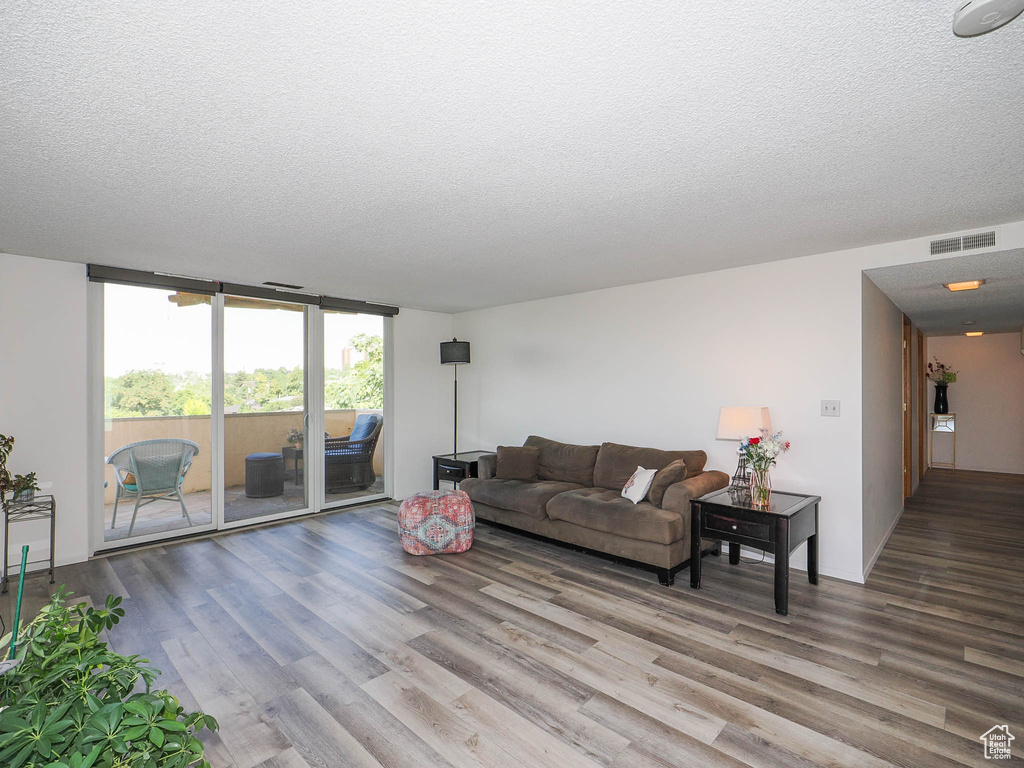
[432,451,492,490]
[690,488,820,615]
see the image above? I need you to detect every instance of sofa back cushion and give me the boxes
[524,435,600,486]
[496,445,540,482]
[593,442,707,491]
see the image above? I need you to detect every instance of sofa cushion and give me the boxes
[593,443,708,491]
[648,459,689,508]
[461,477,585,520]
[496,445,540,482]
[524,435,600,486]
[546,487,684,545]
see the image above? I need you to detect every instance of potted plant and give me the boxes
[286,427,304,447]
[926,356,958,414]
[0,434,13,502]
[0,587,218,767]
[11,471,39,503]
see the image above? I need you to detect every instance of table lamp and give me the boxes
[716,407,772,490]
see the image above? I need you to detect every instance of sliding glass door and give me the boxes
[93,274,392,552]
[101,284,215,545]
[222,295,310,525]
[323,310,386,508]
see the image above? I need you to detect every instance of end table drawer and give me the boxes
[704,513,770,542]
[436,463,467,482]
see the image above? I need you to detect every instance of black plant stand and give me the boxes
[2,494,56,593]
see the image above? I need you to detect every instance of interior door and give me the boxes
[902,314,913,500]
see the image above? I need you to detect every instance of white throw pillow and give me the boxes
[621,466,657,504]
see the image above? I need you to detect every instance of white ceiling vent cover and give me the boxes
[962,231,997,250]
[929,230,997,256]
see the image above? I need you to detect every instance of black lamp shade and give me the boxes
[440,338,470,365]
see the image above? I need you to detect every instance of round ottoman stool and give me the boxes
[245,452,285,498]
[398,490,475,555]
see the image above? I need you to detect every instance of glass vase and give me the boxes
[749,468,771,508]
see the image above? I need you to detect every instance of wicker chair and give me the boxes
[325,414,382,493]
[107,439,200,536]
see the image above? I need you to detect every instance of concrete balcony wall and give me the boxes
[103,409,384,503]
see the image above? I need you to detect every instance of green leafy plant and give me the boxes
[0,434,15,500]
[11,472,40,499]
[0,587,218,768]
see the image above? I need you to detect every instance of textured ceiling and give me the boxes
[865,249,1024,335]
[2,2,1023,313]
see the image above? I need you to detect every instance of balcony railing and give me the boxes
[103,409,383,503]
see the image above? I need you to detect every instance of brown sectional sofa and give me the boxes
[461,435,729,585]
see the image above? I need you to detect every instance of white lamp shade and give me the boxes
[716,407,772,441]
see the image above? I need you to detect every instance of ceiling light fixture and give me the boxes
[965,331,984,336]
[954,0,1024,36]
[945,279,985,292]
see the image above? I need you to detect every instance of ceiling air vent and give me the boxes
[263,280,304,290]
[930,236,962,255]
[962,230,996,250]
[928,229,997,256]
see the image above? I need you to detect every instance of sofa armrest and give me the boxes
[477,452,498,480]
[659,470,730,513]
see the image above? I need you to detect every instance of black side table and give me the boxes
[432,451,492,490]
[690,488,820,615]
[3,494,56,593]
[281,445,304,485]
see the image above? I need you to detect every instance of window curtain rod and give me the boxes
[87,264,399,317]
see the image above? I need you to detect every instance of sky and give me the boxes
[103,283,383,377]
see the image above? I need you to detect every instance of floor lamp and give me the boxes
[716,406,772,491]
[440,338,471,455]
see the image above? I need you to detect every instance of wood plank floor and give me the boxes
[3,468,1022,767]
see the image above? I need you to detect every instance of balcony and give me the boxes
[103,409,384,542]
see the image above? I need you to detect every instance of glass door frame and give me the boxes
[315,307,392,513]
[90,282,220,554]
[217,295,315,531]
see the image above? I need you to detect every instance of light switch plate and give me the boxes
[821,400,840,417]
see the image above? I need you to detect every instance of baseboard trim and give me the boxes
[733,545,865,584]
[862,506,904,581]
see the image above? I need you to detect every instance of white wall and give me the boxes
[391,308,453,499]
[453,253,868,582]
[860,275,905,574]
[453,220,1024,583]
[926,332,1024,474]
[0,254,90,568]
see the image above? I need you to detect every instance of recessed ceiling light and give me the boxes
[965,331,984,336]
[945,279,985,292]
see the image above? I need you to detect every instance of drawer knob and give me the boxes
[731,525,737,530]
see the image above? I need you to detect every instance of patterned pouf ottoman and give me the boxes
[398,490,475,555]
